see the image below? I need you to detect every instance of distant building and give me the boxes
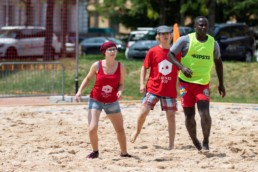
[87,0,131,36]
[0,0,88,34]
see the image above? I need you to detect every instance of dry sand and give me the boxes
[0,100,258,172]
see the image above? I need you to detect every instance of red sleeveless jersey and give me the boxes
[144,45,181,98]
[90,60,120,103]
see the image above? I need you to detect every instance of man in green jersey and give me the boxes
[167,16,226,151]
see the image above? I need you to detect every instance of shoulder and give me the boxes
[118,61,125,68]
[146,45,159,56]
[91,61,99,70]
[149,45,160,51]
[176,35,189,44]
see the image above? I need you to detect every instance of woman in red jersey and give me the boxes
[75,41,131,159]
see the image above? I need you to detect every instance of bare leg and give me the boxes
[88,109,101,151]
[197,100,211,150]
[108,112,128,154]
[184,107,202,150]
[130,106,150,143]
[166,110,176,149]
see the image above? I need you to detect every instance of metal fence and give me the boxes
[0,62,64,99]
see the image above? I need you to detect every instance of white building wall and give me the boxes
[69,1,88,34]
[0,0,88,34]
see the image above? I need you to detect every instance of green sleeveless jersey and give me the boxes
[179,33,214,85]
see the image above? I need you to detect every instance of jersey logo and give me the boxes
[203,88,210,97]
[180,86,187,97]
[158,59,172,76]
[101,85,113,98]
[102,85,112,93]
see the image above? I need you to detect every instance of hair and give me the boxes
[99,41,117,55]
[194,16,208,26]
[155,33,173,42]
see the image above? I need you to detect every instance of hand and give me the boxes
[117,90,123,100]
[181,67,192,78]
[139,84,146,94]
[218,84,226,98]
[75,93,81,102]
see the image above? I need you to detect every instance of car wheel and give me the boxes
[5,47,18,58]
[244,51,252,62]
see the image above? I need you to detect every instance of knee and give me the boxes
[116,127,125,136]
[89,126,98,135]
[185,114,195,121]
[200,112,211,120]
[167,113,175,121]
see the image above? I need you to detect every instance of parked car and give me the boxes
[0,26,61,58]
[125,28,153,58]
[126,26,193,59]
[79,37,125,55]
[210,23,256,62]
[127,40,159,59]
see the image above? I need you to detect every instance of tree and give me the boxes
[229,0,258,25]
[20,0,33,26]
[44,0,54,60]
[207,0,216,28]
[60,0,77,58]
[95,0,181,30]
[61,0,69,58]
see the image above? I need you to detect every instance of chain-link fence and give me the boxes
[0,0,89,97]
[0,61,64,98]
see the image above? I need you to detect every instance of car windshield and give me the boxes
[107,37,123,44]
[140,30,157,40]
[128,33,146,41]
[0,29,18,38]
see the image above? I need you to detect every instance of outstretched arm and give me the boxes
[75,62,98,102]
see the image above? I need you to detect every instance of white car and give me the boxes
[0,26,61,58]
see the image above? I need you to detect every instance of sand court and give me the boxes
[0,101,258,172]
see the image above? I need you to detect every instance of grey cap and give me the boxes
[157,25,172,33]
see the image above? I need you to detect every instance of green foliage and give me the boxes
[230,0,258,25]
[95,0,181,29]
[180,0,208,17]
[94,0,258,29]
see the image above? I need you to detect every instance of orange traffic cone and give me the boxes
[173,23,180,43]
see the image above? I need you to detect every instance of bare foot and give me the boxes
[168,144,174,150]
[130,132,139,143]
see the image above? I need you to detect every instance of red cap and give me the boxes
[100,41,117,55]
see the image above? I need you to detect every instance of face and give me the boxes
[195,17,209,36]
[105,46,117,57]
[158,32,172,42]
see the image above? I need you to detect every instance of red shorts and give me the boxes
[179,81,210,107]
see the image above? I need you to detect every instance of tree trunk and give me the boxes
[207,0,215,28]
[44,0,54,61]
[180,0,185,26]
[25,0,32,26]
[61,0,68,58]
[159,0,166,25]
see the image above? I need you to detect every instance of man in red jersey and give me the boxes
[131,25,181,149]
